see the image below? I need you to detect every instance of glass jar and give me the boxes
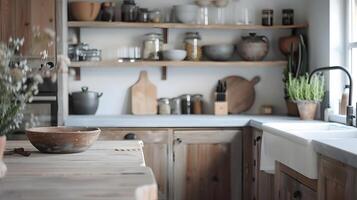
[149,10,161,23]
[181,94,192,114]
[192,94,203,114]
[142,33,163,60]
[158,98,171,115]
[101,2,115,21]
[121,0,137,22]
[137,8,149,22]
[170,97,182,115]
[184,32,202,61]
[282,9,294,25]
[262,9,273,26]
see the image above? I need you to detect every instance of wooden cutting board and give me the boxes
[222,75,261,114]
[131,71,157,115]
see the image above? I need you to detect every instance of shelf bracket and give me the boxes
[161,66,167,80]
[69,67,81,81]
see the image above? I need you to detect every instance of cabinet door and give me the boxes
[275,162,317,200]
[252,129,274,200]
[0,0,55,57]
[318,156,356,200]
[173,129,242,200]
[278,172,316,200]
[99,128,171,200]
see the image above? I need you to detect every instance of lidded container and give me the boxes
[181,94,193,114]
[170,97,182,115]
[137,8,149,22]
[282,9,294,25]
[262,9,273,26]
[158,98,171,115]
[143,33,163,60]
[184,32,202,61]
[121,0,137,22]
[192,94,203,114]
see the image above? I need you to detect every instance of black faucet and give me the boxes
[309,66,354,126]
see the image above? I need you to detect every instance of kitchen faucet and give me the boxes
[309,66,354,126]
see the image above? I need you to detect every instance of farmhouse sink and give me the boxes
[260,121,357,179]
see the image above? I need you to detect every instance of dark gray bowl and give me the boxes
[203,44,235,61]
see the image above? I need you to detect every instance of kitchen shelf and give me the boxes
[68,21,308,30]
[69,60,288,68]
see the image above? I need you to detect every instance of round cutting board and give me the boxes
[222,75,261,114]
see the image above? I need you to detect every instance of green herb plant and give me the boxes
[286,73,325,102]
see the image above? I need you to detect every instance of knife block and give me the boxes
[214,101,228,115]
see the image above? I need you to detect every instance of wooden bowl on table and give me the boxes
[26,127,101,154]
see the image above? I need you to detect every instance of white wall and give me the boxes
[69,0,309,115]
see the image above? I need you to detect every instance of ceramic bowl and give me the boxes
[203,44,235,61]
[162,50,187,61]
[26,127,101,153]
[174,5,198,24]
[69,2,101,21]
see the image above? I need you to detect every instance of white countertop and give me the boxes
[313,139,357,169]
[64,115,299,129]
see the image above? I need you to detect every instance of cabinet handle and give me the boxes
[124,133,137,140]
[256,136,262,142]
[293,191,302,199]
[176,138,182,144]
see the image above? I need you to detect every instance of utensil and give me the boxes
[162,49,187,61]
[131,71,157,115]
[203,44,234,61]
[69,2,101,21]
[222,75,261,114]
[26,127,101,153]
[69,87,103,115]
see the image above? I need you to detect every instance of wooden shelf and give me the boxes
[69,60,288,68]
[68,21,308,30]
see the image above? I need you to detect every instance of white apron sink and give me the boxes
[260,121,357,179]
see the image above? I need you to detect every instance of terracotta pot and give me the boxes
[296,101,318,120]
[69,2,101,21]
[279,35,300,55]
[0,136,7,178]
[286,100,299,116]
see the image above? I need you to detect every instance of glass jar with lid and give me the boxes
[121,0,137,22]
[158,98,171,115]
[142,33,163,60]
[192,94,203,114]
[282,9,294,25]
[262,9,273,26]
[184,32,202,61]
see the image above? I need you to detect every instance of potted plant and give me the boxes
[0,29,68,178]
[282,34,309,116]
[286,73,325,120]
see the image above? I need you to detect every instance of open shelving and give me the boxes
[69,60,288,68]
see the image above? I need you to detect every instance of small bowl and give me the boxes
[26,127,101,154]
[203,44,235,61]
[162,50,187,61]
[174,5,198,24]
[69,2,101,21]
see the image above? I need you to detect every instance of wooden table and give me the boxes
[0,141,158,200]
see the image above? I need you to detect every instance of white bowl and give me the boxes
[162,50,187,61]
[174,5,198,24]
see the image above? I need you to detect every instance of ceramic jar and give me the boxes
[237,33,269,61]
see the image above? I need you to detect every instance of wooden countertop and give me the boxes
[0,141,158,200]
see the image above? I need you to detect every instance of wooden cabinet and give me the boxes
[0,0,56,56]
[318,155,356,200]
[275,162,317,200]
[99,128,172,200]
[172,129,242,200]
[252,129,274,200]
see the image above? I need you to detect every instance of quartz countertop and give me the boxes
[312,139,357,169]
[64,115,299,129]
